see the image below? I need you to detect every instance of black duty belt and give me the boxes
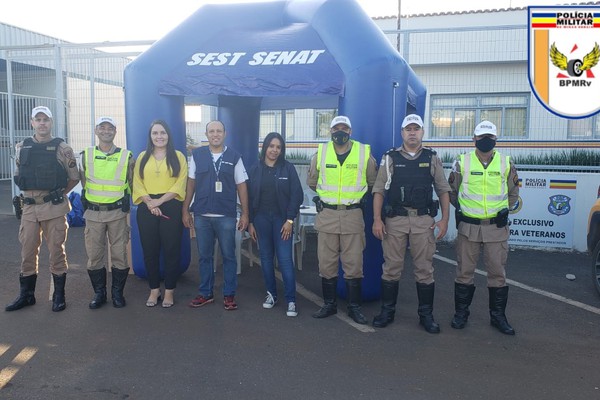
[460,215,497,225]
[322,203,362,211]
[387,207,431,218]
[87,200,123,211]
[23,195,53,205]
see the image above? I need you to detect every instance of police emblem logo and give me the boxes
[548,194,571,216]
[528,6,600,118]
[510,196,523,214]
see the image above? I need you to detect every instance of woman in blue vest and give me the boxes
[247,132,303,317]
[133,120,187,308]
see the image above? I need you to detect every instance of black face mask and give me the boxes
[475,136,496,153]
[331,130,350,145]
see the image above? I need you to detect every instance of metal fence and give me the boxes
[0,41,151,181]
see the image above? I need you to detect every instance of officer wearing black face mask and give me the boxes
[306,115,378,324]
[447,121,520,336]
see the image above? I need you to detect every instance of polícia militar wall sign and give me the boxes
[528,6,600,118]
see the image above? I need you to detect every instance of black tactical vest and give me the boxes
[387,148,434,209]
[14,137,68,191]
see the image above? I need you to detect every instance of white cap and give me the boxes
[96,116,116,128]
[31,106,53,118]
[401,114,424,129]
[473,121,497,137]
[330,115,352,129]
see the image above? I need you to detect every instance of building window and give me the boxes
[430,94,528,138]
[259,110,296,141]
[568,115,600,139]
[315,109,336,139]
[259,109,335,141]
[260,110,281,141]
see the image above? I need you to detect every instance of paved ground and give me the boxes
[0,183,599,398]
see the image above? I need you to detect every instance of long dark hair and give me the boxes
[260,132,286,166]
[138,119,181,179]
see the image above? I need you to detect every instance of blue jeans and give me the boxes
[194,215,237,297]
[253,211,296,303]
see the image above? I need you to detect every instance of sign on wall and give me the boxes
[508,173,577,248]
[528,6,600,118]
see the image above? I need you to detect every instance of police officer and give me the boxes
[80,117,134,309]
[6,106,79,312]
[371,114,450,333]
[448,121,519,335]
[307,115,377,324]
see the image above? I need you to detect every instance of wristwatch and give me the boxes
[286,219,294,224]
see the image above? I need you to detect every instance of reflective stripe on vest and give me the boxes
[458,151,509,218]
[316,141,369,205]
[84,147,130,203]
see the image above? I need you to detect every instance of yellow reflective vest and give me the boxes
[83,147,130,204]
[458,151,510,219]
[316,141,370,205]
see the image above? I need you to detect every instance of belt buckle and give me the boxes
[480,219,492,225]
[408,209,418,217]
[337,204,347,210]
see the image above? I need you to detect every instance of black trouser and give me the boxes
[136,197,183,290]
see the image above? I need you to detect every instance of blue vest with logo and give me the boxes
[191,146,241,218]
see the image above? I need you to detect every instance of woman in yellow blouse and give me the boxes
[133,120,187,308]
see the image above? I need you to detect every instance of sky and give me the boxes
[0,0,568,43]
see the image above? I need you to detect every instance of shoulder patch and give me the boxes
[422,146,437,156]
[63,148,75,161]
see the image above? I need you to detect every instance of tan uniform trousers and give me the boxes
[455,221,509,287]
[19,207,69,276]
[315,208,365,279]
[382,214,436,284]
[84,209,130,271]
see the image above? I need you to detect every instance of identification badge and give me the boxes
[215,181,222,192]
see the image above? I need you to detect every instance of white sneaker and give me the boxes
[262,291,276,309]
[286,302,298,317]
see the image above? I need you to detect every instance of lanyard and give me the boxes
[213,155,223,180]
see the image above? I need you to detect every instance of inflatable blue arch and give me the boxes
[124,0,426,300]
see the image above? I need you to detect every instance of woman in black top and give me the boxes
[247,132,303,317]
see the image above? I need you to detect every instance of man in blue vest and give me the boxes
[448,121,519,335]
[80,117,134,309]
[183,120,249,311]
[6,106,79,312]
[371,114,451,333]
[307,115,377,324]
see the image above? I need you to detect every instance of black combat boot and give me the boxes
[111,267,130,308]
[88,268,107,309]
[312,277,338,318]
[52,273,67,312]
[372,279,399,328]
[5,274,37,312]
[451,282,476,329]
[416,282,440,334]
[489,286,515,335]
[346,278,367,325]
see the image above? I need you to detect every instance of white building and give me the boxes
[376,5,599,164]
